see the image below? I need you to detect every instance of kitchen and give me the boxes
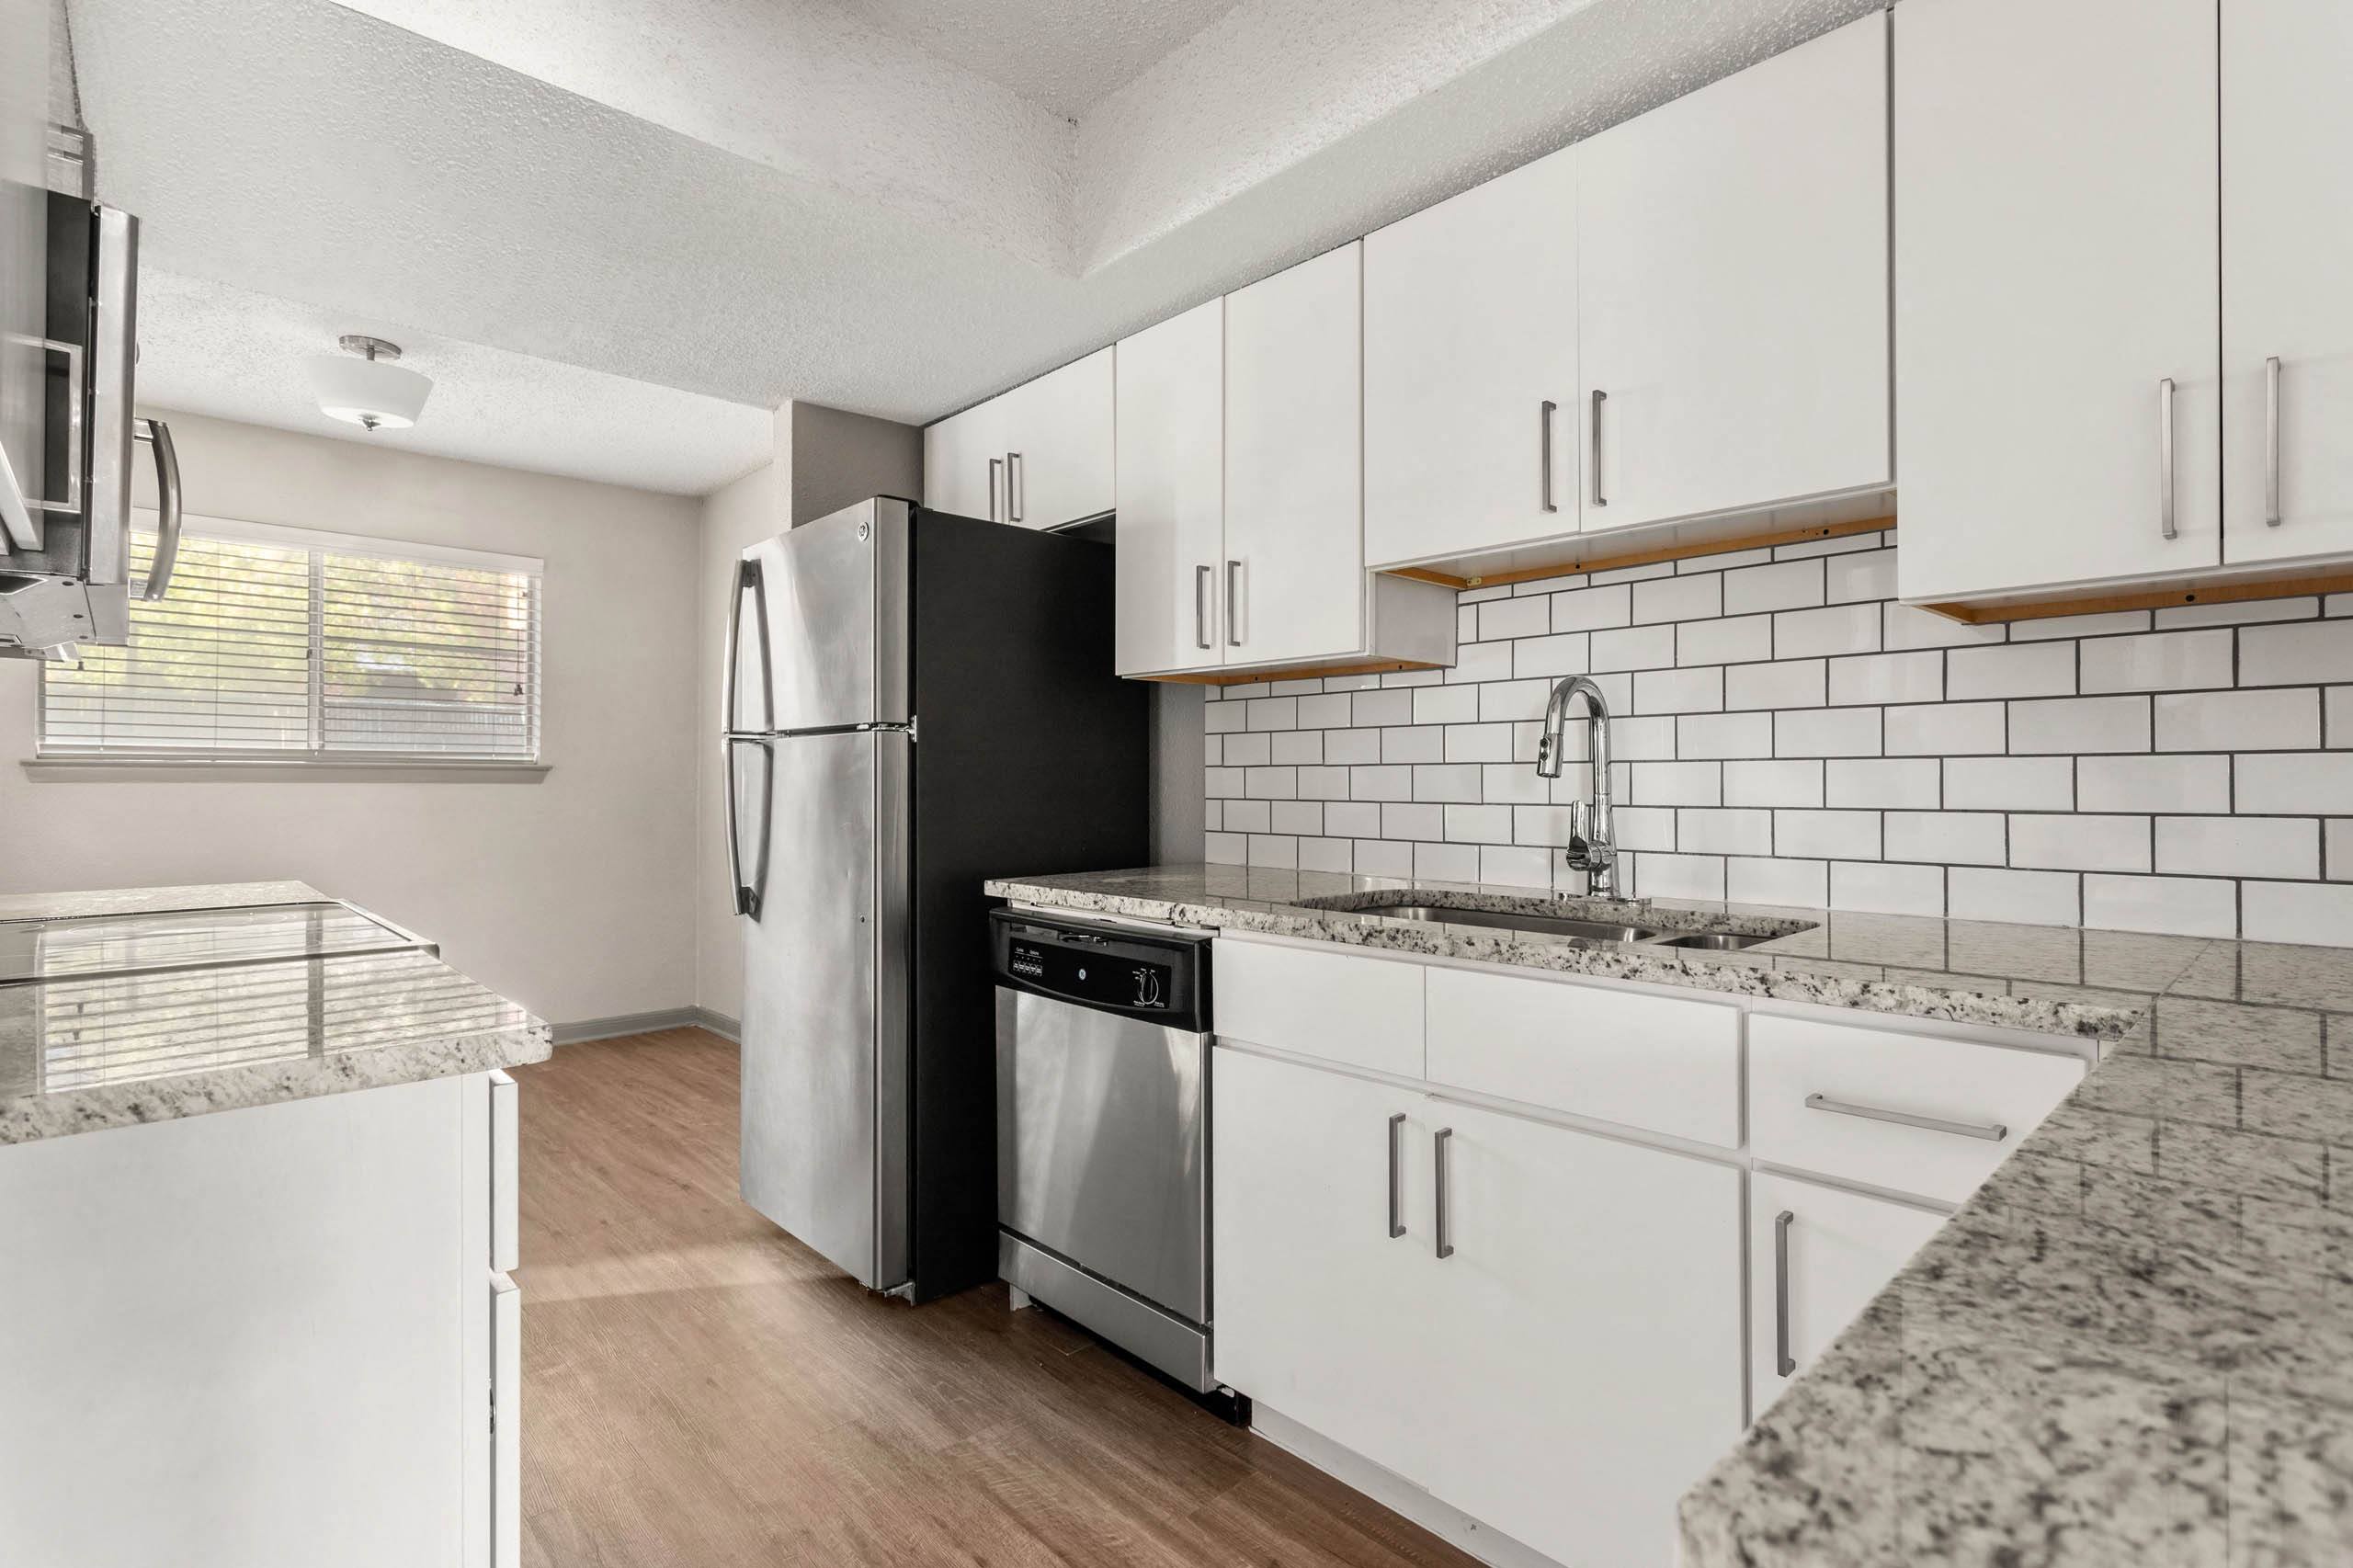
[2,0,2348,1564]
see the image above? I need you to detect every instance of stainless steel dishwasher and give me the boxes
[990,907,1215,1391]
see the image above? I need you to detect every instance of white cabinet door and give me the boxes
[1000,347,1115,528]
[1748,1172,1945,1421]
[1365,146,1578,568]
[1115,301,1225,674]
[2222,0,2353,565]
[1896,0,2221,602]
[1212,1048,1440,1488]
[1421,1098,1744,1567]
[1577,13,1889,534]
[923,396,1009,522]
[1224,244,1366,667]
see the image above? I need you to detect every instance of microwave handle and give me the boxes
[134,418,180,601]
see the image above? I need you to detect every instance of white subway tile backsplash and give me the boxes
[1633,573,1722,625]
[1727,857,1829,908]
[1775,707,1881,758]
[1943,756,2075,812]
[2010,814,2152,873]
[2241,881,2353,946]
[1631,761,1722,807]
[1948,642,2075,700]
[2078,755,2231,814]
[2081,875,2237,938]
[1723,759,1824,808]
[1775,603,1881,660]
[2236,753,2353,815]
[1551,584,1631,632]
[1885,700,2005,756]
[1592,623,1678,672]
[1678,615,1774,668]
[1829,651,1944,707]
[1726,659,1826,711]
[1831,861,1945,916]
[1776,809,1881,860]
[2154,687,2320,752]
[2079,630,2233,694]
[1948,868,2080,926]
[1825,758,1940,809]
[1634,666,1724,715]
[1590,561,1677,585]
[2155,816,2317,881]
[2242,619,2353,687]
[1677,808,1773,856]
[1884,812,2006,866]
[1722,559,1824,616]
[2007,696,2151,755]
[1199,531,2353,945]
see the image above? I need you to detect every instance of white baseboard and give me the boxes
[550,1006,736,1045]
[1247,1403,1562,1568]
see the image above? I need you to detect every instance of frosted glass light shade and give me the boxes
[306,355,433,430]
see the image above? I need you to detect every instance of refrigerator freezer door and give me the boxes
[739,727,911,1290]
[742,497,911,732]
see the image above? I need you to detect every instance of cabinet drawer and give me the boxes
[1749,1171,1944,1420]
[489,1070,518,1274]
[1214,937,1425,1077]
[1425,964,1741,1145]
[1749,1014,2086,1205]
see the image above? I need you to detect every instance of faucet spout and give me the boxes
[1533,676,1619,896]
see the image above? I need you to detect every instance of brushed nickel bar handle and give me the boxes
[134,419,182,601]
[2158,378,2177,540]
[1195,563,1213,650]
[1226,559,1244,647]
[1804,1092,2007,1142]
[1007,450,1025,523]
[1588,389,1608,509]
[1433,1127,1455,1259]
[2266,356,2282,528]
[1773,1209,1795,1377]
[1386,1112,1405,1238]
[988,457,1002,522]
[1540,398,1559,514]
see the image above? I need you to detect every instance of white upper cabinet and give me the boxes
[2222,0,2353,567]
[1895,0,2222,603]
[1577,12,1890,534]
[1364,146,1578,570]
[1223,244,1369,667]
[923,348,1113,528]
[1115,300,1225,676]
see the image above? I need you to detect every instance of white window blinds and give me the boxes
[40,519,542,762]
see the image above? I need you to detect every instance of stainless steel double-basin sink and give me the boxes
[1314,895,1790,952]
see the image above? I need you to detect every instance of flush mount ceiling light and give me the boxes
[306,335,433,431]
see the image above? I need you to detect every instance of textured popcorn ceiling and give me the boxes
[68,0,1880,494]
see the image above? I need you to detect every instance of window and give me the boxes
[40,516,542,763]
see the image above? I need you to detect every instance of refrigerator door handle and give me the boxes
[724,556,774,734]
[723,736,772,919]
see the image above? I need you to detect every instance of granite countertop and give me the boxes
[986,864,2353,1564]
[0,881,551,1145]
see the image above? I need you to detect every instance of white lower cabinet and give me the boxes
[1747,1172,1945,1420]
[1213,1046,1742,1566]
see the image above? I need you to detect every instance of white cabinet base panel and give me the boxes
[1248,1403,1567,1568]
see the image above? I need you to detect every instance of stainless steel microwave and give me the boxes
[0,191,180,657]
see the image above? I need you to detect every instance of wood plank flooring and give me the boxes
[513,1028,1481,1568]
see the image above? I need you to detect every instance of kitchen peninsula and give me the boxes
[0,881,548,1568]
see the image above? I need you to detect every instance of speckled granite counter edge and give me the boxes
[983,878,2142,1042]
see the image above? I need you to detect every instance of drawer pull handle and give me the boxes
[1773,1209,1795,1378]
[1434,1127,1455,1259]
[1804,1092,2007,1142]
[1386,1112,1405,1239]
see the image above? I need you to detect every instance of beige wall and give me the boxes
[0,411,703,1028]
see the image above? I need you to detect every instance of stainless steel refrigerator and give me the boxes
[722,496,1147,1301]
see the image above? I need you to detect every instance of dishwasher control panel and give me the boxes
[989,908,1210,1030]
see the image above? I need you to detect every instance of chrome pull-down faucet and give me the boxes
[1534,676,1618,897]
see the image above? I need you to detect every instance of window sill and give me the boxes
[21,757,552,784]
